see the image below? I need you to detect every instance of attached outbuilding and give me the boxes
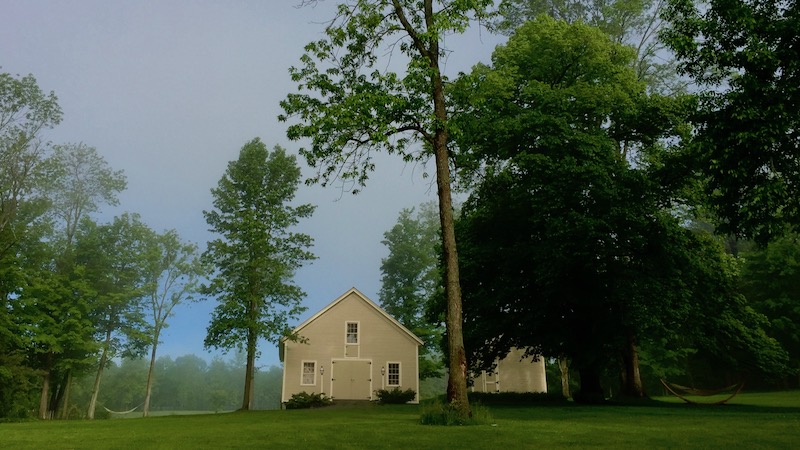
[471,348,548,393]
[280,288,423,404]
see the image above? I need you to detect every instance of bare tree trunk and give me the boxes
[620,334,646,398]
[242,329,257,410]
[48,371,68,418]
[38,352,55,419]
[38,370,51,420]
[558,356,571,398]
[242,299,257,411]
[406,0,470,418]
[143,326,161,418]
[59,371,72,419]
[87,330,111,419]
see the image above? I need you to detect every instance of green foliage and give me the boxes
[494,0,682,93]
[203,138,315,351]
[451,16,689,394]
[0,71,62,236]
[284,391,332,410]
[202,138,314,410]
[661,0,800,244]
[380,202,444,379]
[741,233,800,381]
[375,387,417,404]
[280,0,493,191]
[419,400,493,426]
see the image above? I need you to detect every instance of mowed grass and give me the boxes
[2,391,799,449]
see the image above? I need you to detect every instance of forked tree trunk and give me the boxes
[59,371,73,419]
[143,326,161,417]
[87,330,112,419]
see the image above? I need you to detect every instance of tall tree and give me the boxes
[76,215,152,419]
[662,0,800,244]
[141,229,204,417]
[450,16,694,400]
[280,0,492,416]
[202,138,315,411]
[0,72,62,418]
[32,143,125,419]
[379,201,444,379]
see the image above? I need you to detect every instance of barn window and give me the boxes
[387,362,400,386]
[346,322,359,344]
[301,361,316,385]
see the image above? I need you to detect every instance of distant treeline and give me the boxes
[65,354,283,418]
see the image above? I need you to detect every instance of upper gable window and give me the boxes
[346,322,359,344]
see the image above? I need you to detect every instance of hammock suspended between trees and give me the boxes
[102,403,143,415]
[660,380,744,405]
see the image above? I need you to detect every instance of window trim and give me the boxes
[345,321,360,345]
[387,362,401,387]
[301,360,317,386]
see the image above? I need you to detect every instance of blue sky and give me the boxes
[1,0,504,368]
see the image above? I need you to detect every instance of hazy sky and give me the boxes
[2,1,504,368]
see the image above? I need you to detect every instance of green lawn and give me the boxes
[2,391,799,449]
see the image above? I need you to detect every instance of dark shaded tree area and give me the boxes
[662,0,800,244]
[446,15,791,401]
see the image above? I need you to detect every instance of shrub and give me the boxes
[419,401,493,426]
[374,387,417,404]
[283,392,332,410]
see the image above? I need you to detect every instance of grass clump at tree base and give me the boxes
[419,400,493,426]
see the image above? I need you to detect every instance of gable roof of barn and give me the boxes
[279,287,423,361]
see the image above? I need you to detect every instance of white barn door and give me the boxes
[332,360,372,400]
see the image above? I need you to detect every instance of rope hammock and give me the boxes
[103,402,143,415]
[660,379,744,405]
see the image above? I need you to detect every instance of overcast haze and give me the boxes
[1,1,503,368]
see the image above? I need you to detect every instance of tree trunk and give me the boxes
[558,356,571,398]
[59,371,73,419]
[574,367,605,404]
[87,329,111,419]
[620,334,646,398]
[416,0,470,418]
[434,85,470,417]
[48,371,68,418]
[143,326,161,418]
[38,353,53,419]
[242,329,257,410]
[241,299,257,411]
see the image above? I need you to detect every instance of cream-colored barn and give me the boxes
[471,348,548,393]
[280,288,423,404]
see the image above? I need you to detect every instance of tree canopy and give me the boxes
[662,0,800,243]
[202,138,315,411]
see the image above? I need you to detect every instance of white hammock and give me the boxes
[103,403,142,415]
